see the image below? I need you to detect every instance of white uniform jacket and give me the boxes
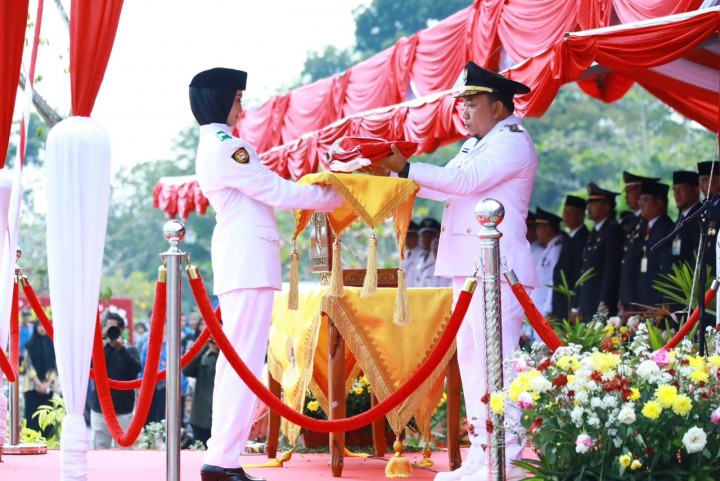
[408,115,540,288]
[530,234,564,315]
[195,123,341,294]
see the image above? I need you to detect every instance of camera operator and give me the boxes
[90,311,142,449]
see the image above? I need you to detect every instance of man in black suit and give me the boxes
[670,171,701,268]
[576,183,624,322]
[698,161,720,278]
[636,182,675,307]
[552,195,589,320]
[619,171,660,236]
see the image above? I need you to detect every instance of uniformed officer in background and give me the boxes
[404,221,422,287]
[619,171,660,236]
[530,207,565,319]
[378,60,539,481]
[670,170,701,268]
[576,183,624,322]
[551,195,589,320]
[636,182,674,307]
[697,161,720,277]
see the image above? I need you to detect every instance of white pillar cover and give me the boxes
[0,171,15,355]
[45,116,110,481]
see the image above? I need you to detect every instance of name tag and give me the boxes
[672,237,681,256]
[640,257,648,273]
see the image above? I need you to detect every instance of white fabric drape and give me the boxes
[45,116,111,481]
[0,172,14,353]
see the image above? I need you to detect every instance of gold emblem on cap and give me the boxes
[232,147,250,164]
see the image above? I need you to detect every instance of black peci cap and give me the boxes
[190,67,247,90]
[564,195,587,210]
[698,161,720,177]
[535,207,562,231]
[455,61,530,99]
[641,181,669,199]
[672,170,699,186]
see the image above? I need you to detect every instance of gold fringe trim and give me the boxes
[242,449,293,468]
[412,444,434,467]
[321,295,456,435]
[360,233,378,298]
[385,437,413,479]
[329,239,344,297]
[393,268,410,326]
[344,447,370,458]
[288,247,299,310]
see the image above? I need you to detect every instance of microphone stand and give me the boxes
[652,194,720,355]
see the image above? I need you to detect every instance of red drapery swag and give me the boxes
[0,0,30,168]
[70,0,124,116]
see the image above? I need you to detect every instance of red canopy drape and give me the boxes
[70,0,124,116]
[0,0,30,167]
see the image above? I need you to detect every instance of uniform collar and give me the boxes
[200,123,231,135]
[471,114,521,151]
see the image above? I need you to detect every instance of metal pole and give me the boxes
[161,220,185,481]
[475,199,506,481]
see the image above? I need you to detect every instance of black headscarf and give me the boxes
[25,320,56,380]
[189,87,237,126]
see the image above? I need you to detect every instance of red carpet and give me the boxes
[0,448,461,480]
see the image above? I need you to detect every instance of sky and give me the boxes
[20,0,367,172]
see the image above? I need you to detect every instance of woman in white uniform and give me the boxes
[189,67,343,481]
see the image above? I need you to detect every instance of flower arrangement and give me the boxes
[492,323,720,480]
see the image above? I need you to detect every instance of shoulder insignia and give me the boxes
[461,148,470,153]
[506,124,525,133]
[232,148,250,164]
[215,131,232,142]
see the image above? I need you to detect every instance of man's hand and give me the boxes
[376,144,408,173]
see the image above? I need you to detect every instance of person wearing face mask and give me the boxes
[189,67,343,481]
[378,61,539,481]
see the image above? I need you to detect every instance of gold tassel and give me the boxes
[393,267,410,326]
[242,449,293,468]
[329,238,344,297]
[288,245,299,310]
[360,231,378,298]
[344,447,370,458]
[385,436,413,479]
[412,443,434,467]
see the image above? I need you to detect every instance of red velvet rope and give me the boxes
[22,279,211,390]
[0,283,18,381]
[663,287,717,350]
[508,282,565,352]
[188,275,473,432]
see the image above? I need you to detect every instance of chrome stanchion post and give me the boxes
[475,199,506,481]
[161,220,185,481]
[2,247,47,455]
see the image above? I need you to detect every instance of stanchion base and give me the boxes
[2,443,48,455]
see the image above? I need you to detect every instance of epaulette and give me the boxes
[215,130,232,142]
[506,124,525,133]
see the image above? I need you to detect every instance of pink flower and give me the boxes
[711,407,720,425]
[652,349,671,368]
[518,392,534,410]
[512,358,529,373]
[575,434,593,454]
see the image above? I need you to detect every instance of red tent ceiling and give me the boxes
[154,3,719,219]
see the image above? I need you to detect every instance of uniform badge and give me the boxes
[215,130,232,142]
[507,124,525,133]
[232,148,250,164]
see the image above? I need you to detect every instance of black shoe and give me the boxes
[200,464,266,481]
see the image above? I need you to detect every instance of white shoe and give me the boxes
[434,457,484,481]
[459,465,527,481]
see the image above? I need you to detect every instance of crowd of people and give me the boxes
[526,166,714,329]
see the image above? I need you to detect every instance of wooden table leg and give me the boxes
[266,373,281,459]
[328,316,345,477]
[370,394,386,457]
[447,352,462,471]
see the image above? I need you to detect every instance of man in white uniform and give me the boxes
[379,61,539,481]
[189,67,342,481]
[530,208,565,318]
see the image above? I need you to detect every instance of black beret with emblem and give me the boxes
[697,161,720,176]
[455,61,530,99]
[587,182,619,205]
[622,171,660,189]
[535,207,562,231]
[672,170,699,186]
[641,181,669,199]
[419,218,441,234]
[189,67,247,90]
[564,195,587,210]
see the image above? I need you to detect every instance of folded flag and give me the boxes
[326,137,418,173]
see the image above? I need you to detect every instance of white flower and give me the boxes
[575,391,589,404]
[636,360,660,380]
[603,395,618,408]
[590,397,604,409]
[571,406,584,427]
[528,375,552,393]
[607,316,621,328]
[512,357,529,373]
[618,406,636,424]
[682,426,707,454]
[587,414,600,428]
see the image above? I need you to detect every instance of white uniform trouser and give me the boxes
[203,287,274,468]
[452,277,524,466]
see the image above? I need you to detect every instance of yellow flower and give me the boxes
[618,454,632,468]
[671,394,692,416]
[556,356,580,372]
[360,375,370,386]
[437,392,447,407]
[353,385,364,395]
[628,388,641,401]
[307,400,320,412]
[668,351,677,363]
[490,392,506,415]
[654,385,677,408]
[619,326,629,334]
[630,460,642,470]
[642,400,663,420]
[688,356,707,372]
[708,355,720,369]
[603,324,615,336]
[689,370,710,384]
[589,352,621,373]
